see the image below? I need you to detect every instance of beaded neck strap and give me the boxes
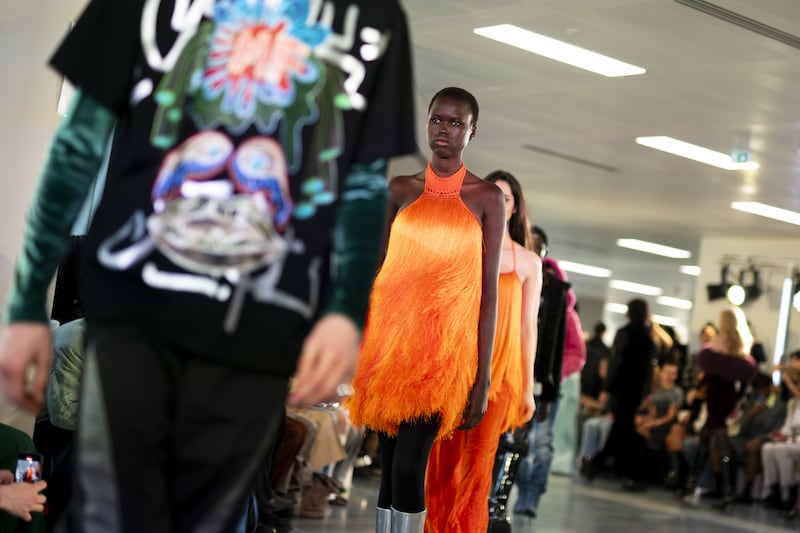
[424,162,467,198]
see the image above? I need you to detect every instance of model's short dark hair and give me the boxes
[428,87,479,125]
[594,322,607,337]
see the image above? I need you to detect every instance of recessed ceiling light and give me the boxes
[731,202,800,226]
[616,238,691,259]
[605,303,628,314]
[680,265,702,276]
[656,296,693,310]
[609,279,663,296]
[473,24,646,77]
[635,136,759,170]
[558,260,612,278]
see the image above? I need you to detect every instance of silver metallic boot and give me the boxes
[376,507,392,533]
[390,508,427,533]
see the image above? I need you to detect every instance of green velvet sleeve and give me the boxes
[5,90,116,323]
[321,159,388,329]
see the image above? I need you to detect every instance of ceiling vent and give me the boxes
[674,0,800,50]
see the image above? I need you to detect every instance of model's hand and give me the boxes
[0,470,13,485]
[287,313,359,407]
[0,323,52,413]
[0,480,47,521]
[459,379,489,430]
[519,387,536,423]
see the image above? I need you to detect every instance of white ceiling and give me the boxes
[400,0,800,308]
[2,0,799,322]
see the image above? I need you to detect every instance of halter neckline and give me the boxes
[424,163,466,197]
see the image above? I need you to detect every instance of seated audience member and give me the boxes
[38,318,86,530]
[777,350,800,401]
[638,360,683,481]
[0,424,46,532]
[761,357,800,510]
[580,323,609,421]
[729,373,785,502]
[578,413,613,478]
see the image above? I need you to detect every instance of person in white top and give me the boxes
[761,367,800,511]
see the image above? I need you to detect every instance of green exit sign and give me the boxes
[732,150,750,163]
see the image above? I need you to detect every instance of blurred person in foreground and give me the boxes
[0,2,416,531]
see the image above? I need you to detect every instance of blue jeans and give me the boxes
[578,415,612,460]
[682,435,713,489]
[514,398,560,515]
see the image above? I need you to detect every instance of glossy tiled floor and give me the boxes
[294,472,799,532]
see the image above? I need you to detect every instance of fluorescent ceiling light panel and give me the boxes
[559,260,612,278]
[731,202,800,226]
[680,265,702,276]
[656,296,693,310]
[616,238,691,259]
[473,24,646,77]
[609,279,663,296]
[605,303,628,314]
[652,314,680,327]
[635,136,759,170]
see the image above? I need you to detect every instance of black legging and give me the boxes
[377,417,440,512]
[690,426,730,485]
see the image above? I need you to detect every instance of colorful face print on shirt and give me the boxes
[96,0,385,328]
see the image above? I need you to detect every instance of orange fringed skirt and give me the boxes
[346,165,483,439]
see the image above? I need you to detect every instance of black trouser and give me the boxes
[377,418,440,513]
[61,324,288,533]
[593,400,644,480]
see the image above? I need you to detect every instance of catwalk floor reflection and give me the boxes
[294,472,798,532]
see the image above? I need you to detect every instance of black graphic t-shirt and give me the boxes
[50,0,416,374]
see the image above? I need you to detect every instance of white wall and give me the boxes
[691,236,800,363]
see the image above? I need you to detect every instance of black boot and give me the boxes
[488,425,528,532]
[711,458,735,510]
[736,481,754,504]
[664,451,683,490]
[780,484,799,512]
[762,483,782,508]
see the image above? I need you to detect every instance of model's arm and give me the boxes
[287,160,389,407]
[518,250,542,422]
[460,184,505,429]
[0,90,115,412]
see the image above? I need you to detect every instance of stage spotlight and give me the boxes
[727,282,745,306]
[726,266,762,306]
[706,265,730,302]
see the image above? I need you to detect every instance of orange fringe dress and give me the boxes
[425,246,527,533]
[346,163,483,439]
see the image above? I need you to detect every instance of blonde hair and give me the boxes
[651,321,674,352]
[717,307,753,356]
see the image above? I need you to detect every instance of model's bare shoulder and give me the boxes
[388,171,424,205]
[519,247,543,275]
[463,171,502,200]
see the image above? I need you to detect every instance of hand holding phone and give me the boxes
[15,453,43,483]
